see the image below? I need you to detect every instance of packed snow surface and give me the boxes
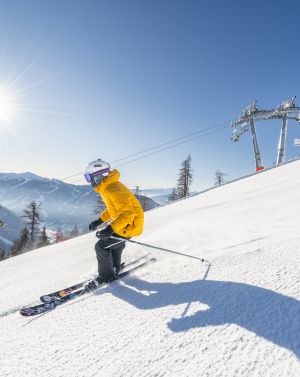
[1,160,300,377]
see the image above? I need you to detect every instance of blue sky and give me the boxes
[0,0,300,190]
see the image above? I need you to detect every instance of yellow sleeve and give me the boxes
[100,209,111,223]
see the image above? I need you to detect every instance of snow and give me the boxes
[14,177,30,188]
[0,160,300,377]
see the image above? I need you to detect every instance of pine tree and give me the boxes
[37,226,50,248]
[168,187,179,202]
[134,186,140,197]
[11,239,20,256]
[176,155,193,199]
[22,200,42,245]
[214,170,228,186]
[0,249,5,261]
[11,226,30,255]
[20,226,30,250]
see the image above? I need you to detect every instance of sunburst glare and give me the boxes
[0,87,16,123]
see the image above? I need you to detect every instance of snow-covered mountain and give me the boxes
[137,188,173,197]
[135,194,160,211]
[136,188,199,206]
[0,205,23,255]
[0,172,97,232]
[132,188,173,206]
[0,172,159,237]
[0,160,299,376]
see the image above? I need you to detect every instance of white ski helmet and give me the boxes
[84,159,111,186]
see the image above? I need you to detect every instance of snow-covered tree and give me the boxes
[214,170,228,186]
[134,186,140,197]
[22,200,42,243]
[0,249,5,261]
[168,187,179,202]
[176,155,193,199]
[37,226,51,248]
[11,226,30,255]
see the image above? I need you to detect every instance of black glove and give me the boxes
[89,219,103,231]
[96,225,113,240]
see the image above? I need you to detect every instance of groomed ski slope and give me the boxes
[1,160,300,377]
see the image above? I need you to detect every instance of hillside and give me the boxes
[0,160,299,377]
[0,172,159,246]
[0,205,23,255]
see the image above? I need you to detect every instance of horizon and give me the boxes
[0,170,175,191]
[4,152,300,192]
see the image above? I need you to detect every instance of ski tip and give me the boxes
[20,301,57,316]
[20,307,34,316]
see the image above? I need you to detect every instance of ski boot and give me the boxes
[85,275,109,291]
[114,262,125,275]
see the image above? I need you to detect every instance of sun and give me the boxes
[0,88,16,123]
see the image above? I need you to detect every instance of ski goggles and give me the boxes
[84,168,110,183]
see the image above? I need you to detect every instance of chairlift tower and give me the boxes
[271,96,300,165]
[231,100,266,171]
[231,96,300,170]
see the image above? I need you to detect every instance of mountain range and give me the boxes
[0,172,159,252]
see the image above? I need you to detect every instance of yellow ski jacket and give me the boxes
[94,169,144,238]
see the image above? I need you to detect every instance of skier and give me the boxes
[84,159,144,290]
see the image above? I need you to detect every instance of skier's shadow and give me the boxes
[102,277,300,357]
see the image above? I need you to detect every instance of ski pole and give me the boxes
[111,236,210,264]
[104,238,125,249]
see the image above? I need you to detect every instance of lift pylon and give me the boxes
[231,96,300,170]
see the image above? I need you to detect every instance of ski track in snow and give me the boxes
[1,161,300,376]
[41,181,61,194]
[13,177,30,188]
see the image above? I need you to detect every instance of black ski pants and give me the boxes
[95,235,126,279]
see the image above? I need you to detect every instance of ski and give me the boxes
[20,257,156,317]
[40,253,150,302]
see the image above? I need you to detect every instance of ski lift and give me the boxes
[278,96,296,110]
[231,132,240,142]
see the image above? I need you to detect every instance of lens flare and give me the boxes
[0,88,15,123]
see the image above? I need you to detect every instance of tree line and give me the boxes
[0,200,80,261]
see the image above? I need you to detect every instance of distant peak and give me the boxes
[0,172,49,182]
[22,172,47,180]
